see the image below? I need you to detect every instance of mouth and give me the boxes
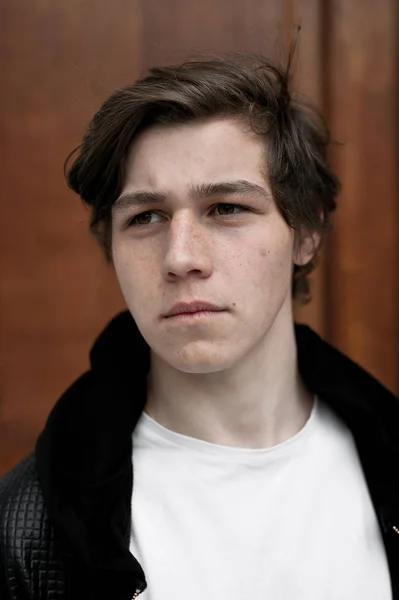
[163,301,225,318]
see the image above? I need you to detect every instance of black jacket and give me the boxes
[1,311,399,599]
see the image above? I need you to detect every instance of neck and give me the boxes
[145,314,313,449]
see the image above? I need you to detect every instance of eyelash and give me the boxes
[125,203,249,228]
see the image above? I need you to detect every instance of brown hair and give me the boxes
[66,52,339,303]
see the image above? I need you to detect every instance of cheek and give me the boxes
[248,235,295,295]
[220,241,291,309]
[113,244,160,303]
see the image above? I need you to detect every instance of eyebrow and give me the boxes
[112,180,272,212]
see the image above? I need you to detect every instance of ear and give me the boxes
[293,229,321,266]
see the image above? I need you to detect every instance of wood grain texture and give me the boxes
[326,0,399,392]
[0,0,139,473]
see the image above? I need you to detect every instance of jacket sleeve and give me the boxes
[0,454,73,599]
[0,455,41,599]
[0,559,11,600]
[0,466,13,600]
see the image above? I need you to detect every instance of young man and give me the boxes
[1,54,398,600]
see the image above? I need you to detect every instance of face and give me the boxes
[111,117,312,373]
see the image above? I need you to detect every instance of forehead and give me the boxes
[122,117,268,191]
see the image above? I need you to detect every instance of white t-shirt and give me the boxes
[130,398,391,599]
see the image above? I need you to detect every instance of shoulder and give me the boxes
[0,454,71,599]
[0,453,42,545]
[0,453,43,530]
[0,451,40,500]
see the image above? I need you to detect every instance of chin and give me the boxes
[168,360,230,375]
[174,361,228,374]
[158,341,239,374]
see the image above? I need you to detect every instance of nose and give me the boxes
[161,213,213,281]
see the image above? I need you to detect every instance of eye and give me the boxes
[211,203,247,216]
[125,203,247,228]
[127,211,164,226]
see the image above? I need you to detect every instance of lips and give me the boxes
[164,301,224,318]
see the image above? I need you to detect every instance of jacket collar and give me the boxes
[35,311,399,598]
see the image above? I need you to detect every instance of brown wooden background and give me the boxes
[1,0,398,475]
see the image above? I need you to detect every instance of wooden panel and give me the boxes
[0,0,141,474]
[326,0,399,393]
[141,0,285,67]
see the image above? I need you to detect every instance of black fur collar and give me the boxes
[35,311,399,598]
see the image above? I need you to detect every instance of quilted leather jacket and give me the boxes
[1,312,399,599]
